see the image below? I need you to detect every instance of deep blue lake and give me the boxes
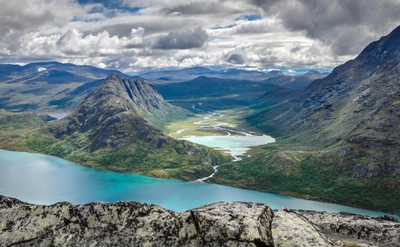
[0,149,398,220]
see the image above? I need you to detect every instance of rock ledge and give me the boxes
[1,195,399,246]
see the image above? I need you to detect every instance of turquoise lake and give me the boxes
[0,149,398,220]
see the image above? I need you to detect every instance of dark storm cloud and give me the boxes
[250,0,400,56]
[226,54,246,64]
[152,27,208,50]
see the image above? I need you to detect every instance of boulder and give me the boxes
[272,208,333,246]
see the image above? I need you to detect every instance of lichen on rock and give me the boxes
[0,196,274,246]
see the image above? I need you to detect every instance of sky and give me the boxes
[0,0,399,73]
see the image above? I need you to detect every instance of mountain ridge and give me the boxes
[211,25,400,215]
[2,194,399,246]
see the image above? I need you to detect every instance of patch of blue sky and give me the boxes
[277,68,332,75]
[235,13,262,21]
[211,24,237,30]
[78,0,141,14]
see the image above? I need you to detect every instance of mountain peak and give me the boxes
[267,70,284,76]
[92,73,164,113]
[303,70,321,76]
[354,25,400,68]
[44,74,229,180]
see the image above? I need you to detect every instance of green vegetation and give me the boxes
[210,144,400,215]
[0,109,230,181]
[166,107,257,139]
[0,74,233,181]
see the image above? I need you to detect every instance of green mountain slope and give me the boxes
[212,26,400,215]
[1,74,230,180]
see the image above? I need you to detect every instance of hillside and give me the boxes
[263,70,329,90]
[0,74,230,180]
[211,26,400,215]
[154,76,281,110]
[0,62,133,112]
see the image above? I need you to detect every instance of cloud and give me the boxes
[234,19,280,34]
[163,1,226,15]
[226,54,246,64]
[0,0,398,73]
[290,45,301,54]
[10,27,145,60]
[251,0,400,56]
[0,0,93,35]
[152,27,208,50]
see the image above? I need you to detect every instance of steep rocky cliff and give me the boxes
[1,195,399,246]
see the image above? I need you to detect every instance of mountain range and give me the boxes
[0,62,133,112]
[211,25,400,215]
[153,76,281,110]
[0,74,230,180]
[0,62,325,113]
[139,66,328,89]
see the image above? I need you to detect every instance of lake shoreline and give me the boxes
[0,149,399,220]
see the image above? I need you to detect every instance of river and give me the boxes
[0,149,398,220]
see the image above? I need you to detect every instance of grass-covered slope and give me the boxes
[0,75,231,180]
[211,26,400,215]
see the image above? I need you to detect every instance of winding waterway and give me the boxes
[0,149,398,220]
[180,104,275,162]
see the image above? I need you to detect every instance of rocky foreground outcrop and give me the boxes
[0,195,399,246]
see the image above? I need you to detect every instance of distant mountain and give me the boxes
[21,74,230,180]
[138,67,215,82]
[0,61,326,112]
[0,62,134,112]
[153,76,281,110]
[155,76,280,99]
[212,26,400,215]
[263,71,329,90]
[303,70,322,76]
[139,67,326,85]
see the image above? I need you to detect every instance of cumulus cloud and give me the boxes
[152,27,208,50]
[57,28,145,55]
[251,0,400,56]
[0,0,95,36]
[0,0,398,72]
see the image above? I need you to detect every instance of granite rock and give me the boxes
[1,195,400,247]
[293,209,400,247]
[272,208,333,246]
[0,196,274,247]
